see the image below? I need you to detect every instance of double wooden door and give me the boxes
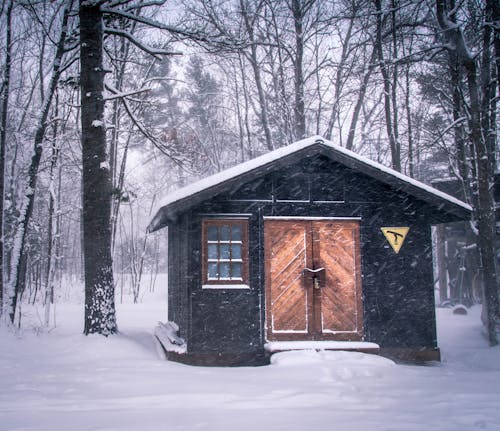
[264,219,362,341]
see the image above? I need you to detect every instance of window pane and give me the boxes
[204,219,248,285]
[220,225,230,241]
[232,263,242,279]
[220,244,230,259]
[208,244,218,259]
[232,225,242,241]
[207,226,218,241]
[208,263,218,279]
[220,262,230,278]
[231,244,241,259]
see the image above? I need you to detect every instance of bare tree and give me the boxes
[436,0,498,345]
[289,0,317,139]
[0,0,13,319]
[6,0,75,324]
[374,0,401,171]
[239,0,274,150]
[79,0,217,334]
[324,0,359,140]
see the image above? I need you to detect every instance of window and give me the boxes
[202,219,249,288]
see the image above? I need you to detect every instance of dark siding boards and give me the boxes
[167,216,190,340]
[188,212,263,358]
[362,221,436,348]
[169,155,452,364]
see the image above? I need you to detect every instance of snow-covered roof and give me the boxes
[149,136,471,231]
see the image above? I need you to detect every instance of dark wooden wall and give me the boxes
[168,155,456,363]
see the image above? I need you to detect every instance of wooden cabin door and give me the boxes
[264,219,362,341]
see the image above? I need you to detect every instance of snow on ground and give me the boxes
[1,282,499,431]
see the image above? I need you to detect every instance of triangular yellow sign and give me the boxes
[381,227,410,254]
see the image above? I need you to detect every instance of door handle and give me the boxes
[303,268,325,290]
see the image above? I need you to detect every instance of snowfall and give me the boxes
[1,278,499,431]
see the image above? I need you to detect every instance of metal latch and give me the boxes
[303,267,325,290]
[313,276,321,290]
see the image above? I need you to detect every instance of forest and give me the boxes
[0,0,498,343]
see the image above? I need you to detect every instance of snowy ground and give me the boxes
[1,282,499,431]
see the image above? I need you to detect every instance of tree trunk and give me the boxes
[325,12,355,140]
[346,47,377,150]
[109,23,134,252]
[111,132,131,252]
[7,1,72,324]
[238,53,253,158]
[268,3,292,143]
[476,2,498,345]
[435,225,449,304]
[436,0,498,345]
[0,0,13,320]
[405,66,414,177]
[290,0,307,140]
[484,0,498,175]
[374,0,400,171]
[80,1,117,335]
[390,0,400,166]
[489,0,500,97]
[448,48,471,200]
[44,96,61,327]
[240,0,273,150]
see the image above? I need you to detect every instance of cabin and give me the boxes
[148,136,471,366]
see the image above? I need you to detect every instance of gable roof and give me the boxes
[148,136,471,231]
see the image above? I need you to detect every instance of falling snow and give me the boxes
[0,282,499,431]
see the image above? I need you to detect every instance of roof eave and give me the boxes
[148,147,312,232]
[149,139,471,230]
[317,143,471,220]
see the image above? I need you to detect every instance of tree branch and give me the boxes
[104,83,186,168]
[104,83,152,100]
[102,6,243,49]
[122,0,166,11]
[104,27,182,59]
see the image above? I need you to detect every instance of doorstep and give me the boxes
[264,341,380,354]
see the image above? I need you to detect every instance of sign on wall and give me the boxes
[381,227,410,254]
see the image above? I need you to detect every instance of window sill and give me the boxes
[202,284,250,290]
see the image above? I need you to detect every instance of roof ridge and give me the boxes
[149,136,470,231]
